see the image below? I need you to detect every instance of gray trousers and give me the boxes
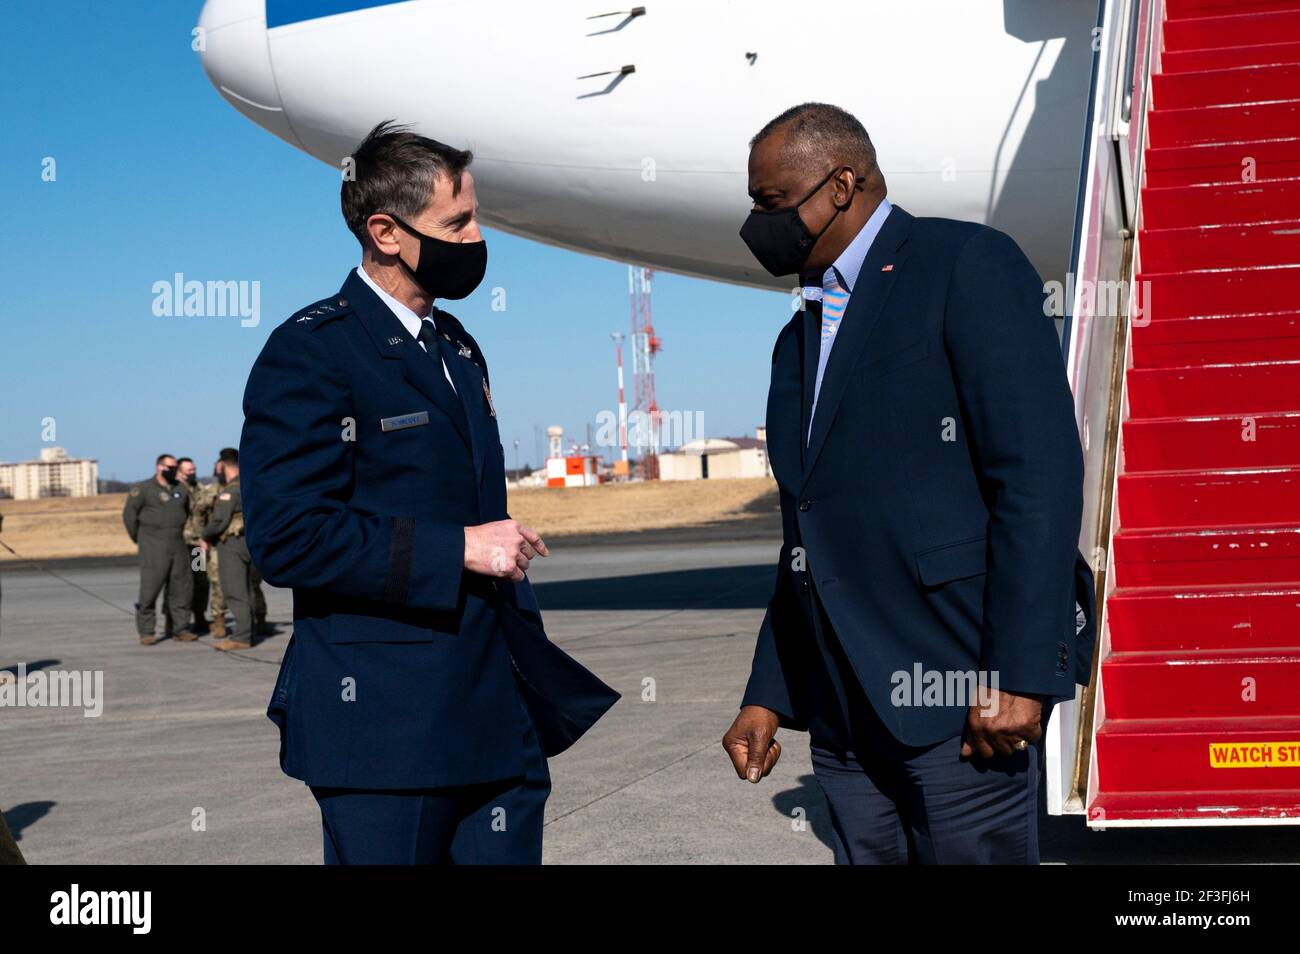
[135,531,193,637]
[217,536,254,644]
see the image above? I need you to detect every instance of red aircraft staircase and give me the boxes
[1087,0,1300,824]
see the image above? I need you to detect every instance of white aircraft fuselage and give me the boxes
[198,0,1099,289]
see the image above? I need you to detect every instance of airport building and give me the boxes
[658,432,770,481]
[0,447,99,499]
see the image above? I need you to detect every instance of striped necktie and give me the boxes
[808,271,850,444]
[820,272,849,343]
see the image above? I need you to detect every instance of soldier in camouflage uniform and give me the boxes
[177,458,211,635]
[186,461,228,638]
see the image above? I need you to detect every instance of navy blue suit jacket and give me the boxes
[741,204,1093,747]
[241,269,614,790]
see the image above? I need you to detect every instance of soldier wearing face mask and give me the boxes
[177,457,210,635]
[122,453,195,645]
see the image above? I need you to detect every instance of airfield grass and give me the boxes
[0,477,778,562]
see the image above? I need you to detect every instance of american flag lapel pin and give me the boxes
[881,263,894,272]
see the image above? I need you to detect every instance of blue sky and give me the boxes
[0,1,785,481]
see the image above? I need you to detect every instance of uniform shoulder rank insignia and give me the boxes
[482,379,496,418]
[295,296,350,324]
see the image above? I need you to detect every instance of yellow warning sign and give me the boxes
[1209,742,1300,768]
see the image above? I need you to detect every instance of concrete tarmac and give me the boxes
[2,536,1298,864]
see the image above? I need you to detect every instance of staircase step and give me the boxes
[1124,412,1300,471]
[1109,583,1300,652]
[1167,0,1300,20]
[1131,312,1300,368]
[1113,524,1300,587]
[1163,40,1300,74]
[1140,220,1300,271]
[1154,63,1300,109]
[1103,649,1300,718]
[1087,790,1300,824]
[1137,263,1300,320]
[1119,466,1300,528]
[1142,178,1300,229]
[1127,359,1300,417]
[1146,138,1300,188]
[1093,715,1300,792]
[1148,98,1300,148]
[1164,10,1300,54]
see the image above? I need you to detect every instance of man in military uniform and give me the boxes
[209,449,270,638]
[240,122,616,864]
[202,448,254,650]
[185,457,227,638]
[178,457,210,635]
[122,454,195,645]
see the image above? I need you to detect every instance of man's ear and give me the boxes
[367,213,402,256]
[832,167,859,208]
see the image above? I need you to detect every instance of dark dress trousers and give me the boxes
[741,205,1093,863]
[240,269,617,863]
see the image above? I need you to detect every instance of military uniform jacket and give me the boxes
[240,269,614,791]
[122,479,190,544]
[184,481,218,545]
[203,479,244,545]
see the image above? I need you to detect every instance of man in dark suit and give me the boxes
[723,103,1093,864]
[240,121,616,864]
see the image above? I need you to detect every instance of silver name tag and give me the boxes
[380,411,430,432]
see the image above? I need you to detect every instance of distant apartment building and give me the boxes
[0,447,99,499]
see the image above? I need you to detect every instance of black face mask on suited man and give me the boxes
[386,212,487,301]
[738,166,862,277]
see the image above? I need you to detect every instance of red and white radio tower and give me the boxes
[628,266,662,478]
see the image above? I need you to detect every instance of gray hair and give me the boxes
[341,120,473,246]
[750,103,884,191]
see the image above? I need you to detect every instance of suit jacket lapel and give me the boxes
[799,299,821,468]
[345,271,471,450]
[801,204,912,489]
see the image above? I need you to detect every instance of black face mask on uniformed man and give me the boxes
[739,166,859,277]
[386,213,488,301]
